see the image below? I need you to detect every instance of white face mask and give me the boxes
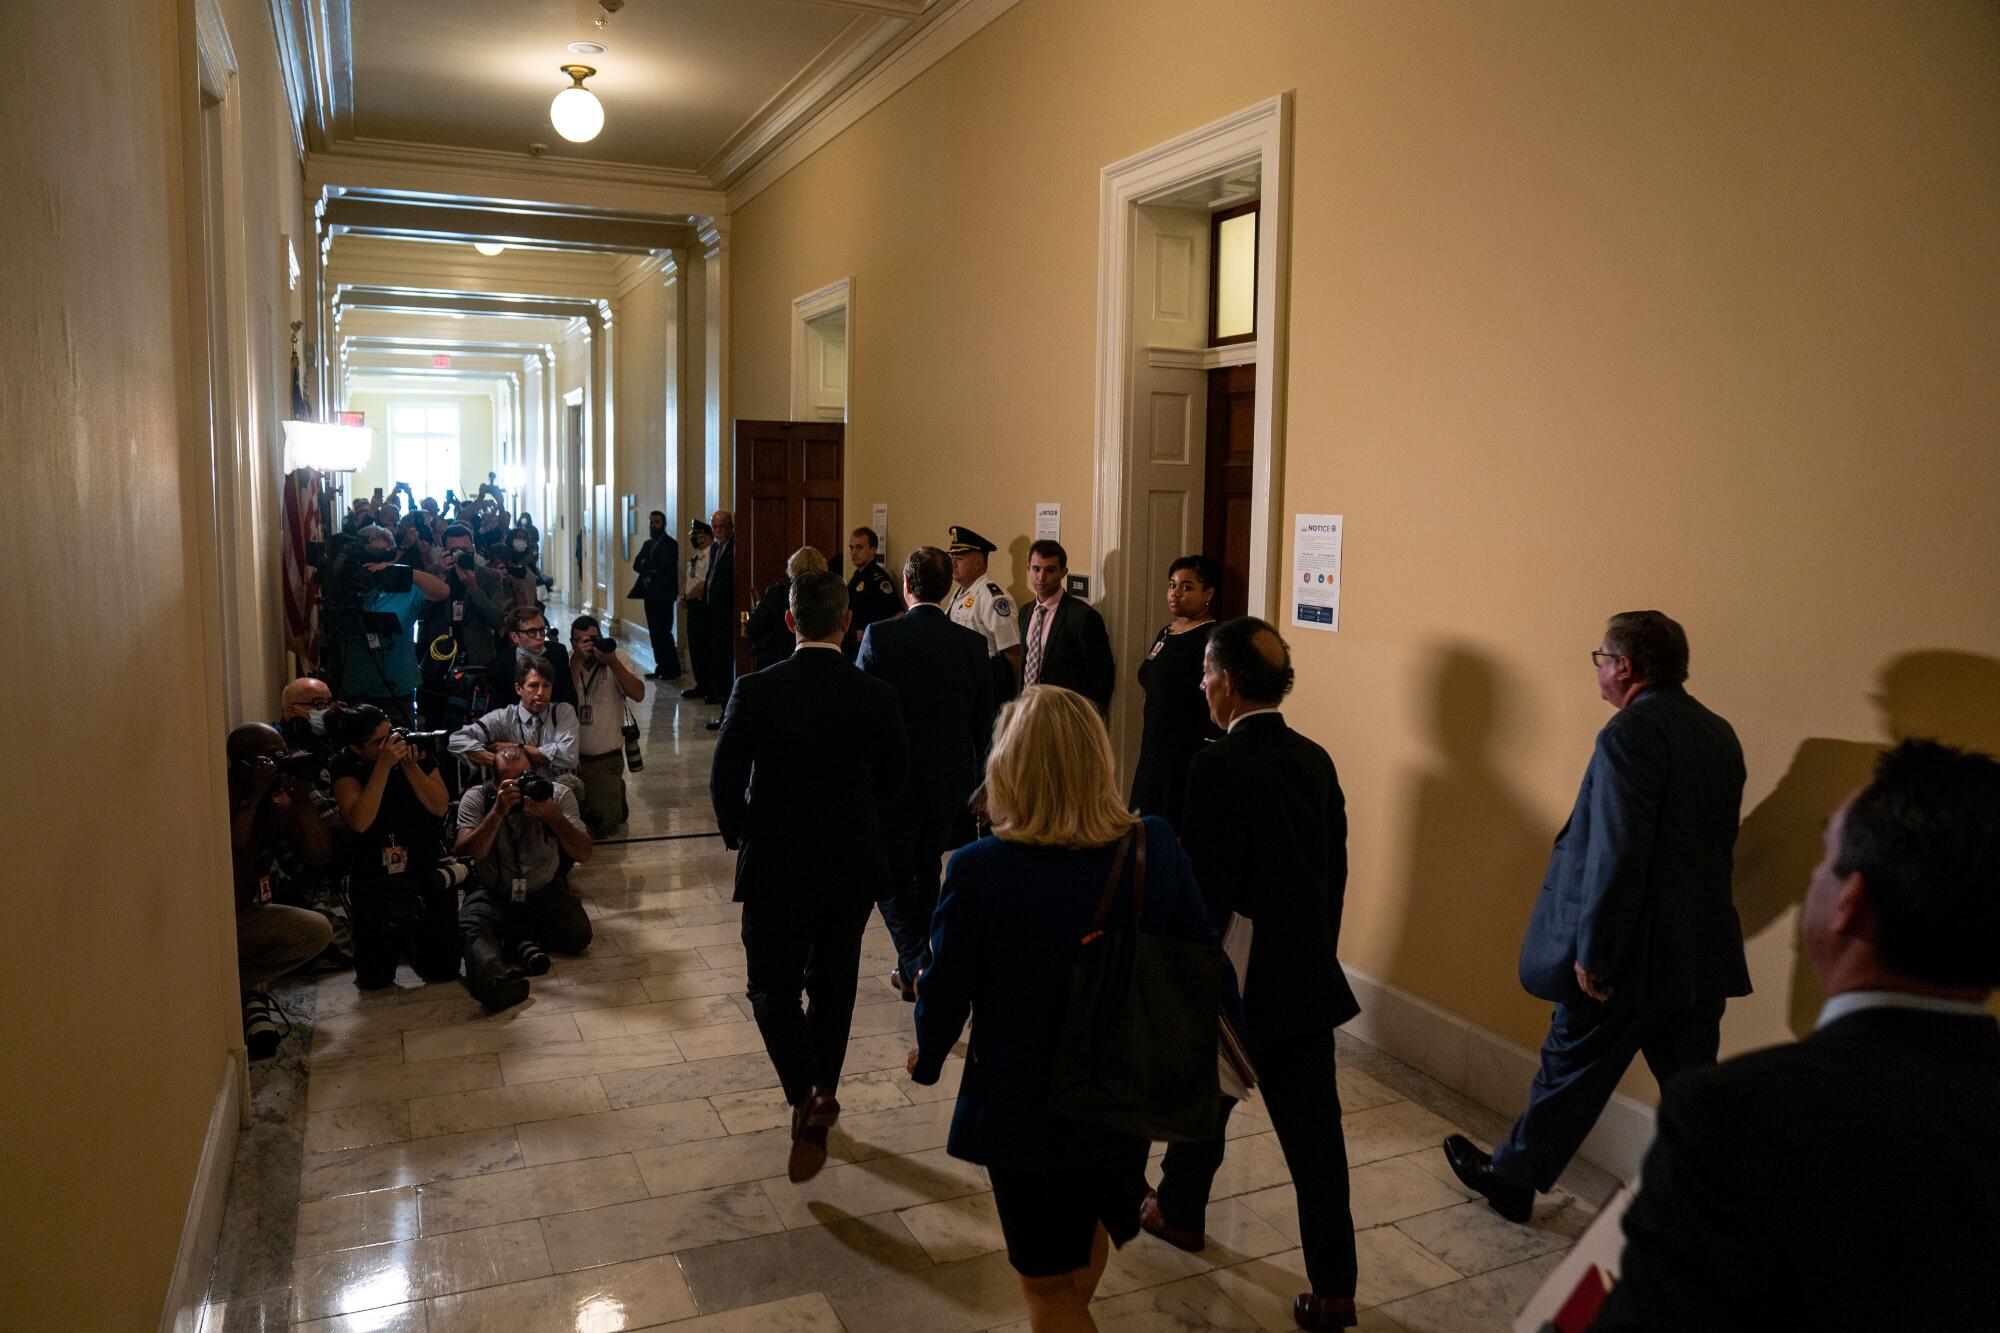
[307,708,331,736]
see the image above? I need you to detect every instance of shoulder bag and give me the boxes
[1047,826,1223,1142]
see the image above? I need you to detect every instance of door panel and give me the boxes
[1203,364,1256,621]
[732,419,846,673]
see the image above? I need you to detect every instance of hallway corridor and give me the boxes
[196,666,1613,1333]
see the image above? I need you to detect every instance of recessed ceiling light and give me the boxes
[568,40,605,55]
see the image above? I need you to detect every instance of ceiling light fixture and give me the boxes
[550,64,604,143]
[568,41,605,55]
[473,242,507,256]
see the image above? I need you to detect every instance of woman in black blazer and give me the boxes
[908,685,1222,1331]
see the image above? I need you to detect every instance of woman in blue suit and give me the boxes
[908,685,1223,1331]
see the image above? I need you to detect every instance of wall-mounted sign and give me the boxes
[1291,513,1343,631]
[872,503,889,556]
[1035,502,1061,542]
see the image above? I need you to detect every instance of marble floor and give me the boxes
[199,643,1617,1333]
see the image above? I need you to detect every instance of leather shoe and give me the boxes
[1442,1134,1533,1224]
[1137,1191,1204,1253]
[787,1087,842,1183]
[704,718,722,731]
[680,687,704,698]
[1292,1294,1358,1329]
[888,970,916,1002]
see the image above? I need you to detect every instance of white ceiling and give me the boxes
[351,0,866,170]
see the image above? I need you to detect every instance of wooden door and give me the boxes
[732,419,845,672]
[1202,363,1255,621]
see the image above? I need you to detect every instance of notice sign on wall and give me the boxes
[1035,502,1061,542]
[871,503,889,556]
[1292,513,1343,631]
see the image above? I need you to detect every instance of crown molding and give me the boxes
[268,0,351,154]
[307,140,726,218]
[699,14,909,184]
[723,0,1022,211]
[794,0,936,13]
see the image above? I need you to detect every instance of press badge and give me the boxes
[382,841,408,875]
[257,874,272,904]
[365,632,383,650]
[451,601,465,623]
[1147,641,1164,660]
[511,877,528,904]
[578,704,593,725]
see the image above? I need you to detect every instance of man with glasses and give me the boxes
[1441,610,1751,1223]
[447,654,583,802]
[500,604,579,711]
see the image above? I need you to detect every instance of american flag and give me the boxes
[282,467,324,669]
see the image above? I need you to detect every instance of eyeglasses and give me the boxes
[1590,650,1625,667]
[518,626,548,638]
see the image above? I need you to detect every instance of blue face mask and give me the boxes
[307,708,331,737]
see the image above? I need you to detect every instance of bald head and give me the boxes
[1205,617,1295,708]
[280,677,333,720]
[227,722,285,763]
[711,509,735,542]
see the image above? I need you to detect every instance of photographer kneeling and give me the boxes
[227,724,336,1057]
[569,615,645,835]
[454,742,594,1010]
[330,705,462,989]
[447,654,583,801]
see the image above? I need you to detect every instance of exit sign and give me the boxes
[431,354,451,368]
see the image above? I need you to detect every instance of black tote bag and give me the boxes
[1047,826,1223,1143]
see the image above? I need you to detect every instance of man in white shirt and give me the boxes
[569,614,646,834]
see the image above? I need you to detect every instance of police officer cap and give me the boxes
[689,518,713,536]
[948,525,996,556]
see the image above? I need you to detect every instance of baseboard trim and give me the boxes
[1341,963,1657,1182]
[158,1052,243,1333]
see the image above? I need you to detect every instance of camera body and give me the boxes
[454,549,478,572]
[274,750,323,781]
[393,727,452,759]
[518,774,555,803]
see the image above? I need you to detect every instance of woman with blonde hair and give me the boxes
[745,546,828,670]
[908,685,1224,1332]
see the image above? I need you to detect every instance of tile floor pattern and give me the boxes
[200,643,1619,1332]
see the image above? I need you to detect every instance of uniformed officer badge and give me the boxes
[987,583,1011,618]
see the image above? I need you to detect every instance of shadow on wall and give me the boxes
[1735,650,2000,1038]
[1383,642,1553,1035]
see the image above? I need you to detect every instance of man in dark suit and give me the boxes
[701,508,737,731]
[1145,617,1361,1332]
[1594,739,2000,1330]
[628,509,681,679]
[1016,539,1114,715]
[857,545,996,1000]
[1444,611,1750,1223]
[710,568,908,1183]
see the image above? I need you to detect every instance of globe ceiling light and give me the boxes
[473,242,506,257]
[550,64,604,144]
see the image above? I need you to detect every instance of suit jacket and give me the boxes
[704,538,737,629]
[1181,711,1358,1047]
[1017,593,1115,713]
[627,531,679,602]
[709,647,908,911]
[912,817,1226,1170]
[1593,1006,2000,1331]
[856,604,996,810]
[1518,683,1750,1009]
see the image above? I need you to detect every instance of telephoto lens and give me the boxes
[519,775,555,803]
[274,750,323,781]
[595,637,618,654]
[426,858,474,891]
[513,938,552,976]
[455,550,477,570]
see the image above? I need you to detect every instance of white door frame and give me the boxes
[790,277,852,423]
[1091,94,1292,761]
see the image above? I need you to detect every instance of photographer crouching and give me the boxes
[569,615,645,835]
[447,654,583,801]
[455,742,594,1010]
[227,724,336,1057]
[330,705,465,990]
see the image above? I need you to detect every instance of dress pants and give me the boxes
[706,604,737,702]
[1156,1028,1357,1299]
[741,895,871,1108]
[875,794,959,983]
[1491,994,1726,1193]
[236,902,335,988]
[643,594,682,677]
[686,607,714,698]
[459,882,593,1000]
[349,872,460,988]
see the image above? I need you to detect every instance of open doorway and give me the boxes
[1091,96,1292,772]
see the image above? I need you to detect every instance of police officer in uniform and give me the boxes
[843,526,902,660]
[946,526,1022,703]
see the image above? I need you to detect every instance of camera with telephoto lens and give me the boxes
[393,728,452,759]
[518,774,555,803]
[425,858,473,892]
[512,938,551,976]
[592,637,617,654]
[454,549,477,571]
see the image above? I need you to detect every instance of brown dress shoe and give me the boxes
[1293,1293,1358,1329]
[887,970,916,1002]
[786,1087,842,1183]
[1137,1190,1205,1252]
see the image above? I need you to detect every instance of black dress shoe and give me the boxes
[887,970,916,1002]
[1442,1134,1533,1224]
[704,718,722,731]
[1292,1293,1358,1329]
[787,1087,842,1183]
[680,687,704,698]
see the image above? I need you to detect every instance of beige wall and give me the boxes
[2,0,307,1322]
[730,0,2000,1074]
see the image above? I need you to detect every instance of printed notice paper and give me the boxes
[1292,513,1343,631]
[871,503,889,555]
[1035,502,1061,542]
